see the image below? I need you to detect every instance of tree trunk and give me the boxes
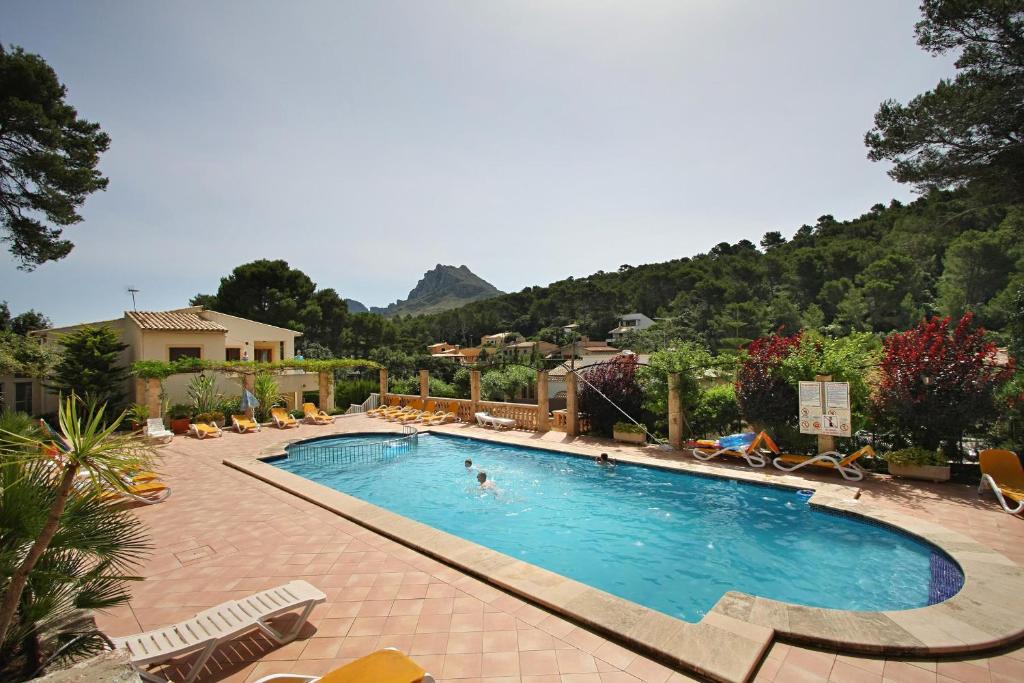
[0,465,79,646]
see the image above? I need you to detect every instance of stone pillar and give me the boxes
[566,372,579,436]
[536,370,550,432]
[470,370,481,415]
[379,368,388,398]
[816,374,834,455]
[668,373,683,449]
[420,369,429,401]
[318,371,335,413]
[135,378,163,417]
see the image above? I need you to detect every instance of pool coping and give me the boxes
[224,424,1024,683]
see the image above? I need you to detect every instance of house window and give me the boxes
[254,348,272,363]
[225,348,241,361]
[14,382,32,414]
[169,347,202,361]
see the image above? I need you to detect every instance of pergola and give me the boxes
[131,357,381,417]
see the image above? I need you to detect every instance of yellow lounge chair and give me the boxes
[423,401,458,425]
[303,402,335,425]
[398,401,436,424]
[232,414,262,433]
[386,400,423,422]
[272,407,300,429]
[772,445,875,481]
[691,431,778,467]
[978,449,1024,514]
[253,648,435,683]
[99,478,171,505]
[368,396,401,417]
[188,422,223,439]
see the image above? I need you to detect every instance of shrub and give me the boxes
[252,372,282,422]
[480,366,535,401]
[637,341,717,437]
[690,384,742,438]
[47,326,129,409]
[735,331,803,435]
[193,411,224,426]
[167,403,192,420]
[578,356,644,437]
[336,378,377,408]
[873,313,1014,457]
[613,421,645,434]
[884,447,948,466]
[186,373,222,415]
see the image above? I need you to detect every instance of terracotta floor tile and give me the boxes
[519,628,556,651]
[520,650,560,677]
[483,612,517,632]
[299,636,342,660]
[483,630,519,653]
[624,656,674,683]
[451,611,485,632]
[443,653,483,679]
[383,614,420,635]
[883,661,938,683]
[482,651,521,677]
[411,632,450,655]
[447,631,485,654]
[829,659,884,683]
[348,616,387,637]
[557,650,599,674]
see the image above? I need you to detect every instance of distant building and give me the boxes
[427,342,459,355]
[608,313,655,343]
[481,331,525,348]
[555,336,620,359]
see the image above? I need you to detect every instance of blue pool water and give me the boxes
[275,433,961,622]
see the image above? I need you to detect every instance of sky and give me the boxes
[1,1,956,326]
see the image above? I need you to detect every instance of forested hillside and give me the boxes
[373,189,1021,354]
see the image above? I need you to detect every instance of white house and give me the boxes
[608,313,655,343]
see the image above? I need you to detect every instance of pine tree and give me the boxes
[47,326,129,408]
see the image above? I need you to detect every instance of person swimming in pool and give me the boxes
[465,458,478,472]
[477,470,497,490]
[595,453,614,466]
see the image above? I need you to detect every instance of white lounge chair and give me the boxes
[772,445,874,481]
[111,580,326,683]
[145,418,174,445]
[475,411,515,430]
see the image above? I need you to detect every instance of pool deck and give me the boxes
[96,415,1024,683]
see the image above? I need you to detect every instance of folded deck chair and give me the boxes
[386,401,423,422]
[397,401,435,424]
[112,580,326,683]
[232,414,262,433]
[252,648,436,683]
[978,449,1024,514]
[271,407,300,429]
[145,418,174,445]
[772,445,875,481]
[302,402,335,424]
[188,422,223,439]
[423,402,458,425]
[691,431,777,467]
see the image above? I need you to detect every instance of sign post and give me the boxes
[798,375,851,453]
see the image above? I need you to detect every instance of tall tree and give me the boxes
[0,45,110,269]
[47,326,129,408]
[865,1,1024,202]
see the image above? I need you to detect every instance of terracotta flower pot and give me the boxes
[169,418,192,435]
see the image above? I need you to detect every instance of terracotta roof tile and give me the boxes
[127,310,227,332]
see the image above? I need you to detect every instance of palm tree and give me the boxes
[0,397,155,654]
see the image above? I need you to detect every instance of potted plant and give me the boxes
[613,421,646,444]
[884,447,951,482]
[126,403,150,432]
[168,403,193,434]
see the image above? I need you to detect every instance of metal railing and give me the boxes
[286,425,417,465]
[346,392,381,414]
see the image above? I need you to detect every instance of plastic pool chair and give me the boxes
[303,402,335,424]
[772,444,875,481]
[424,402,458,425]
[232,414,262,433]
[387,399,423,422]
[367,396,400,417]
[144,418,174,444]
[188,422,223,439]
[978,449,1024,514]
[252,648,436,683]
[398,400,435,424]
[271,407,300,429]
[99,478,172,505]
[691,431,777,467]
[111,580,326,683]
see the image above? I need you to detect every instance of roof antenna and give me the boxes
[127,287,140,311]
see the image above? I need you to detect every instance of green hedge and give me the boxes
[132,357,381,380]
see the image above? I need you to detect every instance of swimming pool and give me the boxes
[275,433,961,622]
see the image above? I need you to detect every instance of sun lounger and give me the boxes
[367,397,400,418]
[189,422,223,439]
[271,407,300,429]
[252,648,436,683]
[302,402,335,425]
[423,402,458,425]
[978,449,1024,514]
[111,580,326,683]
[100,478,172,505]
[772,445,875,481]
[475,411,516,430]
[691,431,777,467]
[144,418,174,444]
[232,414,262,433]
